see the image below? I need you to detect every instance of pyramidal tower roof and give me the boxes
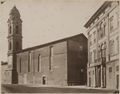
[9,5,20,17]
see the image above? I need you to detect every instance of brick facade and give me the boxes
[16,41,68,85]
[16,34,87,86]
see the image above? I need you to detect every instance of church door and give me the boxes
[42,76,46,85]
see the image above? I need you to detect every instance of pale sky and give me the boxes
[0,0,104,61]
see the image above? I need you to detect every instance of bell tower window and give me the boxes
[9,42,12,50]
[9,26,11,34]
[16,41,19,50]
[16,25,19,34]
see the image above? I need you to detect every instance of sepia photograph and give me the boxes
[0,0,119,93]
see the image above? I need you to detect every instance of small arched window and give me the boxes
[9,42,11,50]
[16,25,19,34]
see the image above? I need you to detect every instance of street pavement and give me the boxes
[1,84,119,93]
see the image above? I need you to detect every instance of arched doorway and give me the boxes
[42,76,46,85]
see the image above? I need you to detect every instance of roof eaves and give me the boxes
[84,1,112,28]
[16,33,85,53]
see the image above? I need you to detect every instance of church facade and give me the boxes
[2,6,88,86]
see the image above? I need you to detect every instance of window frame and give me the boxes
[38,54,42,72]
[109,16,114,32]
[109,67,112,73]
[28,52,32,72]
[19,58,22,73]
[49,46,54,70]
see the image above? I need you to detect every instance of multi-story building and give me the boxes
[84,1,119,89]
[1,6,88,86]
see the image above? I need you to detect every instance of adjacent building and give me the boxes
[2,6,88,86]
[84,1,119,89]
[1,61,8,84]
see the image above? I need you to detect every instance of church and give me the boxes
[2,6,88,86]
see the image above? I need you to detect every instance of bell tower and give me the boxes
[8,6,22,55]
[7,6,22,84]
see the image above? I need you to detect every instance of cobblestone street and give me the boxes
[1,84,119,93]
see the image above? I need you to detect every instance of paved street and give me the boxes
[1,84,119,93]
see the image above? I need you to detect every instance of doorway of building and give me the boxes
[102,66,106,88]
[97,66,101,87]
[42,76,46,85]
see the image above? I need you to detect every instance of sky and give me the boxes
[0,0,104,61]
